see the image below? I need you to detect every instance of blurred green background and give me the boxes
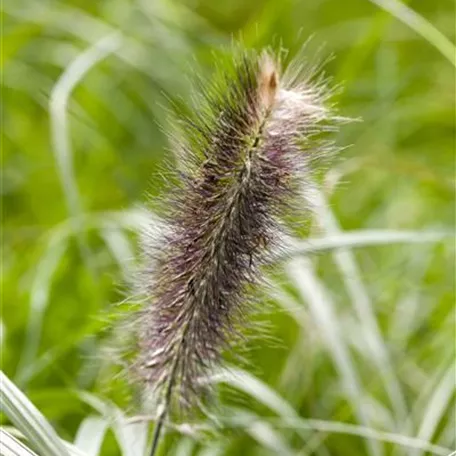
[2,0,455,455]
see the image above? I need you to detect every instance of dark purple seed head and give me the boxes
[132,47,339,413]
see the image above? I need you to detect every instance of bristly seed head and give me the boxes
[132,46,339,415]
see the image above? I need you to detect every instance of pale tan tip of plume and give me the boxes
[258,53,279,112]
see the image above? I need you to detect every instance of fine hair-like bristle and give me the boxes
[133,47,338,450]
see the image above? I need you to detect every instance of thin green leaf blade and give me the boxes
[0,371,71,456]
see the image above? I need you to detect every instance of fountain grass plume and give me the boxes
[133,46,339,454]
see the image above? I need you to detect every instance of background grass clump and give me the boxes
[2,0,455,455]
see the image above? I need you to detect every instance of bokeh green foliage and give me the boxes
[2,0,455,455]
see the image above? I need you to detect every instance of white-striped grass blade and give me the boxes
[0,371,72,456]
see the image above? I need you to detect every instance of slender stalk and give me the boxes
[149,409,166,456]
